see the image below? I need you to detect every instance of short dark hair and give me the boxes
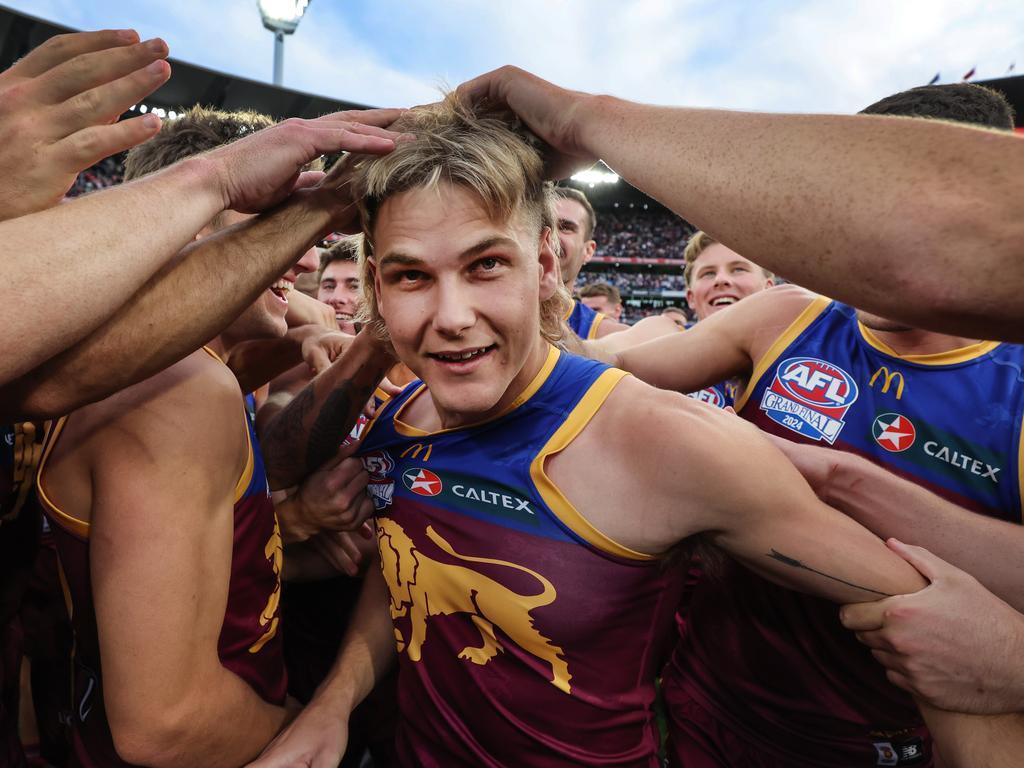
[318,236,360,283]
[860,83,1015,131]
[124,106,276,181]
[552,186,597,240]
[579,281,621,305]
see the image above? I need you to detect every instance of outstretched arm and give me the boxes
[0,107,403,391]
[772,437,1024,610]
[3,119,401,422]
[457,67,1024,340]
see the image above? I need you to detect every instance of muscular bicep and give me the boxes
[89,416,237,726]
[689,414,927,602]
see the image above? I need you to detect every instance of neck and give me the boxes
[865,326,982,356]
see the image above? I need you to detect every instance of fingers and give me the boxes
[839,599,887,632]
[886,538,942,583]
[305,345,332,377]
[58,60,172,135]
[11,29,140,78]
[303,124,401,157]
[37,37,169,105]
[55,113,162,173]
[455,66,518,107]
[378,377,404,398]
[318,107,407,128]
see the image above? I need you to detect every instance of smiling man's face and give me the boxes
[372,182,559,427]
[686,243,773,321]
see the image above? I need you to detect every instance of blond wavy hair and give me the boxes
[351,95,570,344]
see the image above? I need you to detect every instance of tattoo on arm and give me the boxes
[261,358,388,489]
[767,549,893,597]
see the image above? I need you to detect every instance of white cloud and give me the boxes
[5,0,1022,113]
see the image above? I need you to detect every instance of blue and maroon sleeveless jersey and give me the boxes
[36,377,286,767]
[359,346,683,767]
[565,299,606,340]
[666,297,1024,766]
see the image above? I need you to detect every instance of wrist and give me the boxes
[278,494,314,545]
[575,93,623,160]
[175,155,231,213]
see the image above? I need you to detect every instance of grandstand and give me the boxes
[7,4,1020,324]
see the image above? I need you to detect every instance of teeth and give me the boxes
[271,279,293,293]
[436,347,487,361]
[711,297,736,306]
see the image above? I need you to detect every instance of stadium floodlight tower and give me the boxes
[257,0,311,86]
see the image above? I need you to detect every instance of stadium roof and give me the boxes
[0,4,369,119]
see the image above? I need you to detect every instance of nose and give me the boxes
[713,269,733,287]
[431,277,475,338]
[293,246,319,277]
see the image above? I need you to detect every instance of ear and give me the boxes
[538,227,560,301]
[583,238,596,265]
[369,258,385,316]
[686,287,695,307]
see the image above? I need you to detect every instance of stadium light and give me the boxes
[257,0,312,86]
[571,169,620,185]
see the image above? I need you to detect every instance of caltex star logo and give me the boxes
[402,468,443,496]
[872,413,917,452]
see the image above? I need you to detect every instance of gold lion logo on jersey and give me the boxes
[249,516,283,654]
[377,517,571,693]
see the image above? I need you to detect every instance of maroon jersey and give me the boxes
[665,299,1024,766]
[0,421,48,768]
[359,347,684,767]
[36,388,286,767]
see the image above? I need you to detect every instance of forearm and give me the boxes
[922,707,1024,767]
[824,453,1024,610]
[576,96,1024,339]
[0,157,225,383]
[308,565,396,717]
[4,189,336,420]
[131,665,290,768]
[225,326,320,395]
[262,331,392,489]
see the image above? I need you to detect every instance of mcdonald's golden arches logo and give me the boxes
[869,366,905,400]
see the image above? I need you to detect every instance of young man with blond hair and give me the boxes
[245,98,967,768]
[579,281,623,321]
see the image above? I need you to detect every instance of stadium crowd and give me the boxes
[1,26,1023,768]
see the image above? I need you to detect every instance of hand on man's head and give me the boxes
[205,108,407,216]
[455,66,597,180]
[0,29,171,220]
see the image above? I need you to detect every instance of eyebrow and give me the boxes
[378,236,519,269]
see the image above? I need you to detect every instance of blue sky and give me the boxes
[5,0,1022,112]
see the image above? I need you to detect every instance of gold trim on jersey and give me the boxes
[587,312,605,340]
[529,367,655,561]
[36,416,90,539]
[733,296,832,412]
[856,324,1000,365]
[5,420,47,525]
[1018,412,1024,523]
[202,346,254,503]
[392,344,561,438]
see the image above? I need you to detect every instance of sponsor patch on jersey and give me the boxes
[873,736,926,766]
[362,450,396,510]
[872,413,917,452]
[402,468,443,496]
[923,440,1001,483]
[688,387,725,408]
[760,356,859,443]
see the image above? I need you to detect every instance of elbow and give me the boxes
[110,709,192,768]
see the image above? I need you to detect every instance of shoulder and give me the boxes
[593,316,630,338]
[69,351,245,482]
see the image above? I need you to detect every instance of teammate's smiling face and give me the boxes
[687,243,773,321]
[371,182,559,428]
[318,260,361,334]
[214,210,319,342]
